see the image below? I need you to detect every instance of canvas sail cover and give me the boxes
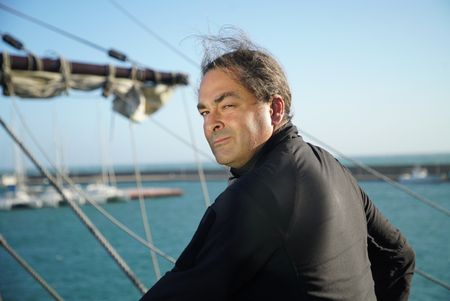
[0,52,179,122]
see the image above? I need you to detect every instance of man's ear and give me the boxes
[270,95,285,126]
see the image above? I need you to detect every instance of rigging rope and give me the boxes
[107,110,118,187]
[182,89,211,207]
[109,0,198,68]
[0,116,148,294]
[0,234,65,301]
[150,117,217,163]
[129,121,162,279]
[415,268,450,291]
[96,102,109,185]
[0,3,143,66]
[64,176,176,263]
[300,130,450,217]
[0,3,106,53]
[9,97,176,263]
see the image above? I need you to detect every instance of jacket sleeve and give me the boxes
[139,189,278,301]
[361,188,415,301]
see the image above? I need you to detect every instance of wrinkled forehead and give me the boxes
[198,68,240,102]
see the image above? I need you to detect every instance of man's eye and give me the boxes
[199,111,209,117]
[223,104,234,109]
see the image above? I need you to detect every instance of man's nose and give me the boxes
[206,111,224,132]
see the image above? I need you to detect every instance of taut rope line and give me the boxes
[0,234,64,301]
[182,88,211,207]
[9,98,176,263]
[300,130,450,217]
[129,121,162,280]
[0,116,148,294]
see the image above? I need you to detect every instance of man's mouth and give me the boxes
[213,136,230,146]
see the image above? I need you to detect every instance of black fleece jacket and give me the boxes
[140,122,415,301]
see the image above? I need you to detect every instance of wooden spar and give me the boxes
[0,54,189,85]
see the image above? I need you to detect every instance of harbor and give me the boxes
[0,175,184,210]
[20,162,450,184]
[1,162,448,211]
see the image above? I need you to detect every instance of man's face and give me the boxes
[198,68,274,168]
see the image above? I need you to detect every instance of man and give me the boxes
[140,33,415,300]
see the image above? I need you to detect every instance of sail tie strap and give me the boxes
[154,70,161,83]
[26,52,43,71]
[1,51,14,96]
[59,55,71,94]
[130,64,137,81]
[102,64,116,97]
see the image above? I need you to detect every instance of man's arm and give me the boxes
[139,190,278,301]
[361,189,416,301]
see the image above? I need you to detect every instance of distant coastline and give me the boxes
[20,164,450,184]
[2,153,450,184]
[338,152,450,166]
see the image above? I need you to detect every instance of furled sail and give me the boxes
[0,52,189,122]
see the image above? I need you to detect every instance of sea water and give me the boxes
[0,178,449,300]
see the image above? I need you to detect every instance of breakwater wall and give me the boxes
[24,163,450,185]
[346,164,450,181]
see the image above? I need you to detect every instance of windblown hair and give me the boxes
[200,28,292,121]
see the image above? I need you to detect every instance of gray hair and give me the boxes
[200,28,292,121]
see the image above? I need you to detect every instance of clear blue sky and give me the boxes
[1,0,449,171]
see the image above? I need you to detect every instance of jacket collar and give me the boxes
[229,121,298,181]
